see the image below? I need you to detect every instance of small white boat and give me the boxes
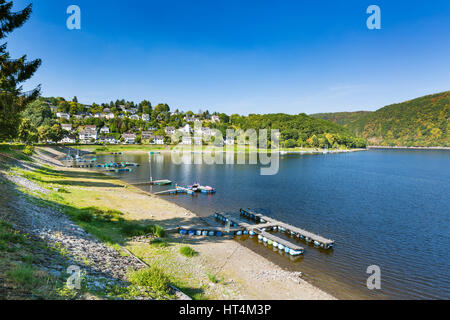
[257,235,263,241]
[290,249,303,256]
[278,244,285,250]
[273,241,279,247]
[263,237,268,243]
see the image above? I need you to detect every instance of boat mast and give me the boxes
[149,152,153,182]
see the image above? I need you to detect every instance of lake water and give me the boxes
[95,149,450,299]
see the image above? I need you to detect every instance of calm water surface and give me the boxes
[95,150,450,299]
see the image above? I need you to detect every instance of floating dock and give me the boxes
[239,209,334,249]
[214,212,304,256]
[153,186,194,195]
[172,209,333,258]
[131,180,172,186]
[171,225,243,237]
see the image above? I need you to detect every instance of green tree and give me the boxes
[21,99,54,127]
[48,124,63,143]
[18,118,37,144]
[37,125,50,142]
[0,1,41,141]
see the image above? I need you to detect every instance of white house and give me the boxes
[184,115,196,122]
[141,131,154,140]
[150,135,164,145]
[99,136,118,144]
[59,134,76,144]
[195,127,212,136]
[181,136,192,145]
[211,115,220,123]
[122,133,136,144]
[100,126,110,134]
[129,114,140,121]
[56,112,70,120]
[94,113,104,119]
[49,105,57,113]
[61,124,73,132]
[105,112,115,120]
[142,114,150,122]
[165,126,175,135]
[79,130,97,144]
[179,124,192,135]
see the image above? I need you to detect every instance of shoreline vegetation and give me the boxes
[0,144,335,300]
[367,146,450,150]
[68,143,367,155]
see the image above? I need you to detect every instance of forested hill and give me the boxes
[228,113,366,148]
[310,111,372,126]
[311,91,450,147]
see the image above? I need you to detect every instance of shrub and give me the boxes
[127,265,170,296]
[22,145,34,156]
[179,246,198,258]
[120,223,147,237]
[150,225,166,238]
[121,223,165,238]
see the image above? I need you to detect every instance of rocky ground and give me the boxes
[0,152,150,299]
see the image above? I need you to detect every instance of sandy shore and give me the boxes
[33,146,336,300]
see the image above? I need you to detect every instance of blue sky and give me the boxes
[8,0,450,114]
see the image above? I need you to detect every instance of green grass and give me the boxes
[127,265,171,297]
[207,273,223,284]
[0,220,26,251]
[6,264,53,290]
[76,211,94,222]
[72,144,169,154]
[120,223,165,238]
[0,144,33,161]
[179,246,198,258]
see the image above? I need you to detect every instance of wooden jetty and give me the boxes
[239,209,334,249]
[131,179,172,186]
[153,186,194,195]
[214,212,304,255]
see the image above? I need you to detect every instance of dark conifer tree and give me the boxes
[0,1,41,140]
